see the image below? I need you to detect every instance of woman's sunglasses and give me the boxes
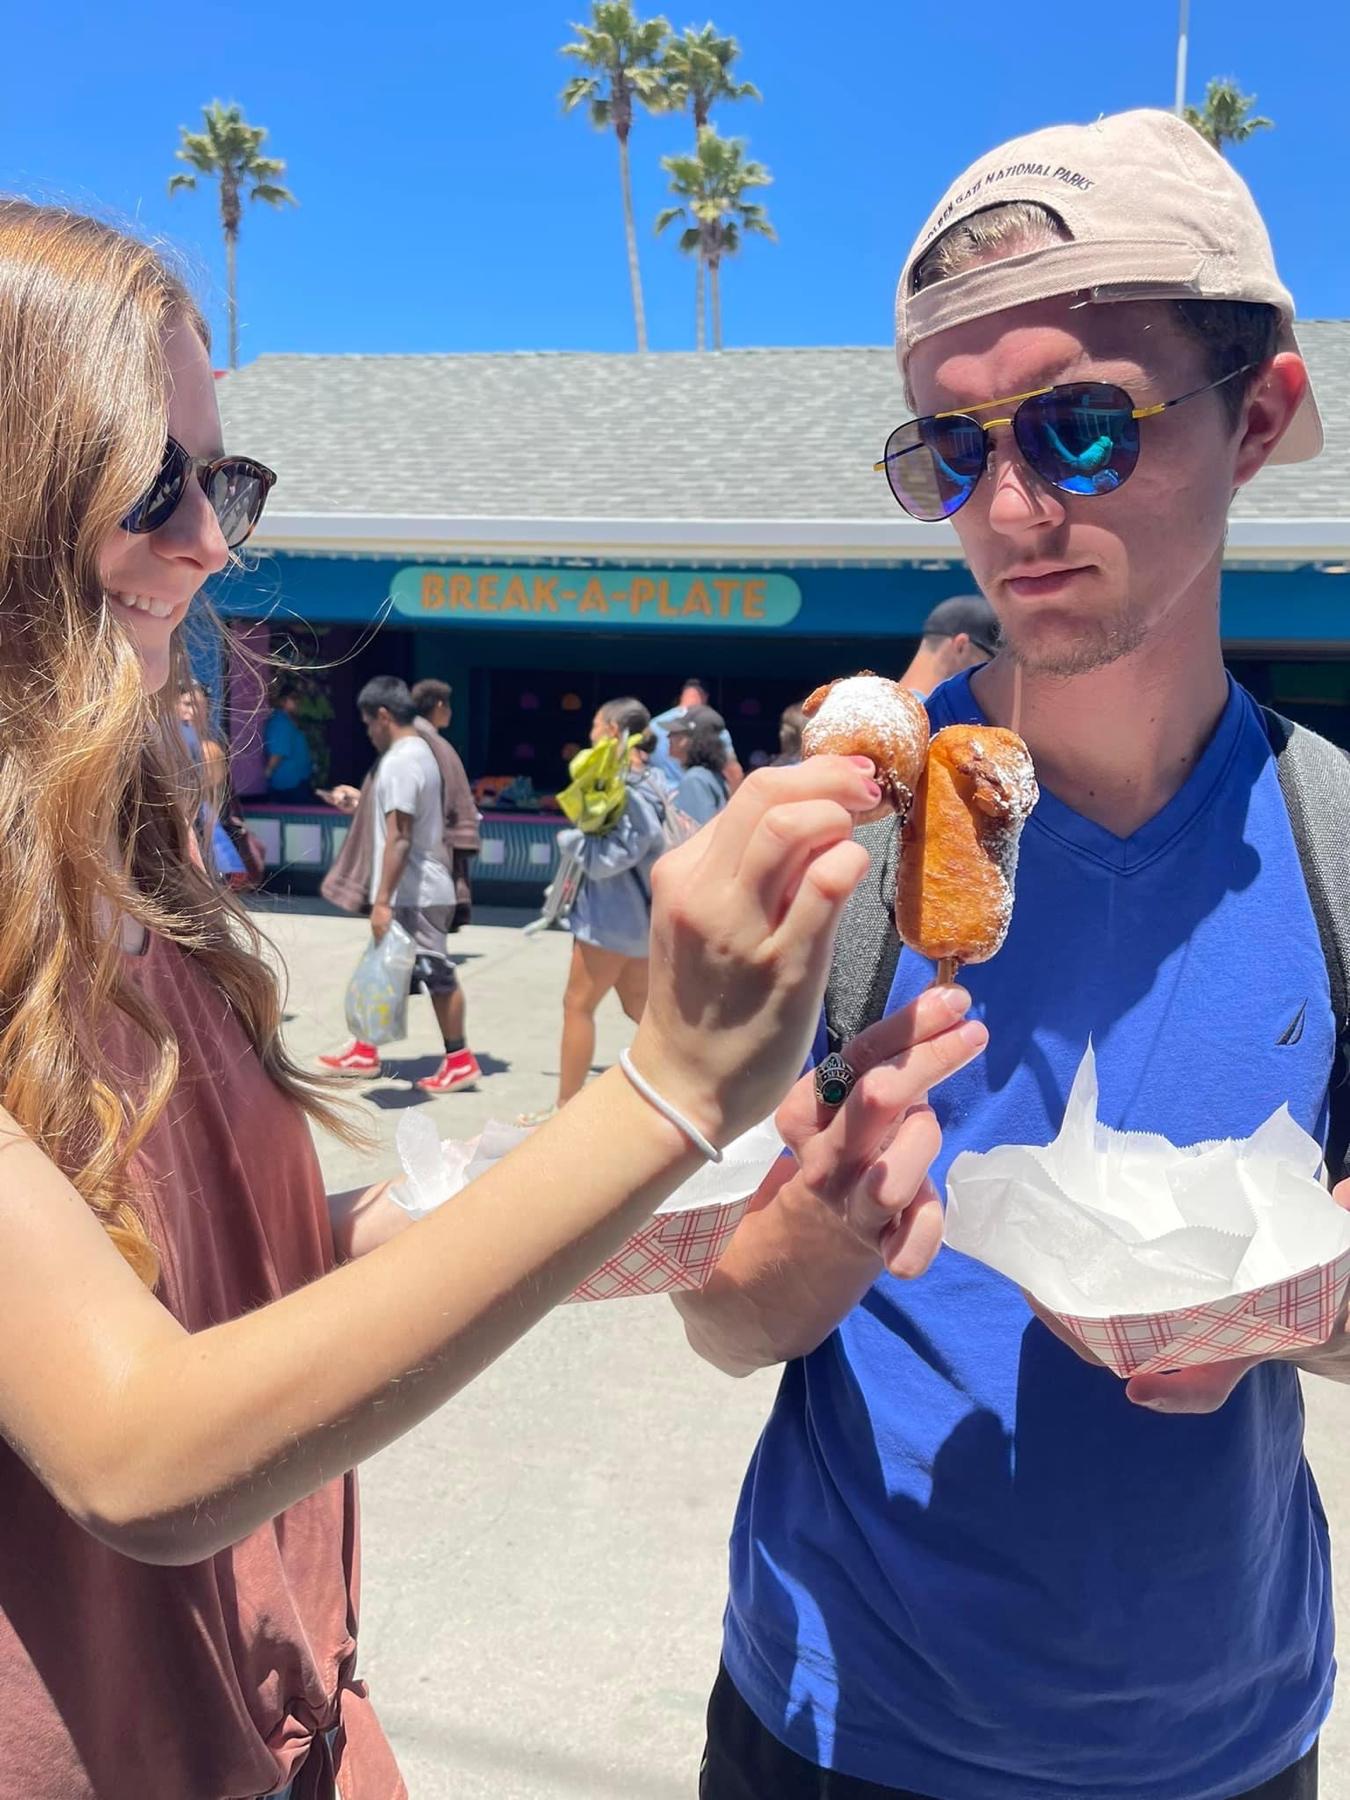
[120,438,277,551]
[874,364,1258,522]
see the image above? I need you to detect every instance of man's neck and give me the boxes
[970,594,1229,840]
[388,723,419,744]
[900,647,950,695]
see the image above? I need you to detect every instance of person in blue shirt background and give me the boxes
[676,109,1343,1800]
[668,703,734,826]
[652,678,743,790]
[263,676,315,803]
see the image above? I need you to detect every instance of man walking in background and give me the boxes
[320,677,482,1093]
[410,678,481,933]
[897,594,1000,694]
[652,678,744,790]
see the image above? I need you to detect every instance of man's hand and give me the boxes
[775,985,987,1277]
[1027,1174,1350,1415]
[370,901,393,944]
[320,784,362,815]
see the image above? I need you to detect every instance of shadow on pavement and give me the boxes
[360,1052,513,1110]
[246,896,539,931]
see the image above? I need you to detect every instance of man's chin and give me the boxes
[1003,621,1147,682]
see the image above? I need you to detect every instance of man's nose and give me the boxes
[984,435,1065,534]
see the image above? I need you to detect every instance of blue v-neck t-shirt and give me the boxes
[721,673,1336,1800]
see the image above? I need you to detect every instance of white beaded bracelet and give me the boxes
[618,1049,723,1164]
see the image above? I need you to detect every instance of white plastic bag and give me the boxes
[343,921,416,1047]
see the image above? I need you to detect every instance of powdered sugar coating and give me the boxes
[801,674,929,810]
[951,730,1036,951]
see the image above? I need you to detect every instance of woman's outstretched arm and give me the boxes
[0,757,877,1565]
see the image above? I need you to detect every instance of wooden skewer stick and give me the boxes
[935,956,960,987]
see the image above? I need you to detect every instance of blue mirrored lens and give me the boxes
[881,415,985,521]
[1017,385,1138,496]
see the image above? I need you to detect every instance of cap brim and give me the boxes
[1268,322,1323,465]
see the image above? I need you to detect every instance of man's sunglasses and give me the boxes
[874,364,1258,522]
[120,437,277,550]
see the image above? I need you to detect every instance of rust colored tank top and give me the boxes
[0,936,406,1799]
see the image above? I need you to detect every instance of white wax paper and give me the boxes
[391,1107,784,1222]
[944,1045,1350,1318]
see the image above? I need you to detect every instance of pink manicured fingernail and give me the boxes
[847,755,876,771]
[940,985,972,1016]
[862,780,883,802]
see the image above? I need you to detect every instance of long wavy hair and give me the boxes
[0,198,358,1285]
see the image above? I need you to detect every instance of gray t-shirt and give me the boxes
[369,735,456,909]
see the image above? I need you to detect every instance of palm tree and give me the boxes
[656,127,774,351]
[663,23,760,129]
[1184,77,1274,155]
[560,3,671,353]
[168,102,296,370]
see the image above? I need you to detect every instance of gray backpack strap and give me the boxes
[825,816,903,1051]
[1262,707,1350,1183]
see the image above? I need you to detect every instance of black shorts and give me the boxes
[409,953,458,996]
[392,905,457,995]
[699,1664,1318,1800]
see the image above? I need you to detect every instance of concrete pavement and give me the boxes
[256,896,1350,1799]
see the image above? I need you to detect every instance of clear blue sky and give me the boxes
[4,0,1345,362]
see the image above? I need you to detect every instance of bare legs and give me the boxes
[430,986,466,1046]
[557,940,649,1106]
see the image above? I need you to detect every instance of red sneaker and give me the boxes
[416,1050,482,1094]
[318,1039,381,1076]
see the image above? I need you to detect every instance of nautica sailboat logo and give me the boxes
[1277,1001,1308,1047]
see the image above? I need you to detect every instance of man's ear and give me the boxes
[1232,352,1309,490]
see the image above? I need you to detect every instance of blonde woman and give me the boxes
[0,201,986,1799]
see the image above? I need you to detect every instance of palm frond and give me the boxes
[658,124,775,265]
[1185,75,1274,152]
[662,23,758,124]
[560,72,602,112]
[169,101,296,196]
[559,3,671,128]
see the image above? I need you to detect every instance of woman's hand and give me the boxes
[629,756,879,1149]
[774,986,987,1277]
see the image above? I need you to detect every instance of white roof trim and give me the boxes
[249,512,1350,565]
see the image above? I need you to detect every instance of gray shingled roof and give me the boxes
[216,324,1349,527]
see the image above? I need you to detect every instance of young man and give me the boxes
[409,677,481,932]
[897,592,1000,693]
[676,110,1337,1800]
[652,678,745,789]
[323,676,482,1093]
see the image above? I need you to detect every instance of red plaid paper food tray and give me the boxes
[568,1196,751,1302]
[1054,1245,1350,1377]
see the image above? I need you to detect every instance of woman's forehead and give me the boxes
[163,321,224,458]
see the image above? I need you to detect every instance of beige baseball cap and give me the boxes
[895,108,1321,464]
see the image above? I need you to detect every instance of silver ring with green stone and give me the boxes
[814,1052,858,1109]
